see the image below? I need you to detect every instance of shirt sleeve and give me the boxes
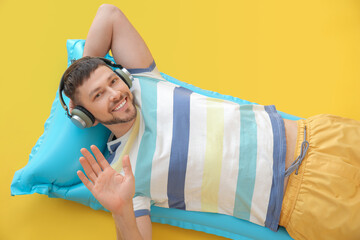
[128,60,165,81]
[133,195,151,217]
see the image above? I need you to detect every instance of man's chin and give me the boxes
[97,108,137,126]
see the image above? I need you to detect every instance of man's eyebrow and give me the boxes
[88,72,117,99]
[89,86,102,99]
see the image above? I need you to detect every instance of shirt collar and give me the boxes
[106,123,135,154]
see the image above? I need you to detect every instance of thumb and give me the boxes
[122,155,133,178]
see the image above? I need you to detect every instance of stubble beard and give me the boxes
[96,97,137,125]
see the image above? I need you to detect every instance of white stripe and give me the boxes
[150,81,175,208]
[249,105,274,225]
[184,93,207,211]
[132,67,165,81]
[132,78,142,109]
[218,100,240,215]
[128,78,143,176]
[133,195,151,212]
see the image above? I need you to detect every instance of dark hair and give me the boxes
[63,56,108,104]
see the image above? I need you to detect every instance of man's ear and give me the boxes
[92,119,99,127]
[69,99,75,114]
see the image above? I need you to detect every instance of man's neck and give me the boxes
[105,117,136,139]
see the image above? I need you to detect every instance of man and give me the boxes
[62,4,360,240]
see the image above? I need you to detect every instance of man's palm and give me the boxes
[77,145,135,215]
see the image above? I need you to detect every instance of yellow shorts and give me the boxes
[280,114,360,240]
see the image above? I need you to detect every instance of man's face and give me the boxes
[76,65,136,126]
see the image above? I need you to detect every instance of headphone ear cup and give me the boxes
[114,69,132,88]
[71,106,95,129]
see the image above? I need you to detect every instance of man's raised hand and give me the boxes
[77,145,135,215]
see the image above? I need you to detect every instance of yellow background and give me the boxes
[1,0,359,239]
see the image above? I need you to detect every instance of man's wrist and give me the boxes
[111,201,134,218]
[112,202,143,240]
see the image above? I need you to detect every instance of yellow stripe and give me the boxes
[201,98,224,212]
[112,108,140,173]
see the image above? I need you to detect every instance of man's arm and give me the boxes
[113,214,152,240]
[69,4,154,113]
[83,4,154,69]
[112,207,152,240]
[136,215,152,240]
[77,145,152,240]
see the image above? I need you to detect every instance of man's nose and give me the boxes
[108,87,120,101]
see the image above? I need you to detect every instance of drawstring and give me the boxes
[285,125,309,177]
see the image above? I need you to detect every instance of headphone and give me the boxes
[59,57,134,129]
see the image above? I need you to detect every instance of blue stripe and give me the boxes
[106,152,116,165]
[264,105,286,231]
[109,141,121,153]
[233,104,257,221]
[134,209,151,218]
[135,77,160,197]
[128,61,156,74]
[167,87,193,209]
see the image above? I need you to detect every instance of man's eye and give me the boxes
[111,78,117,84]
[95,93,101,99]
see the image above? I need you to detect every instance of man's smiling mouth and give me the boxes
[112,98,127,112]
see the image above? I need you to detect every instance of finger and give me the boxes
[122,155,134,178]
[80,147,102,175]
[90,145,110,170]
[77,170,94,192]
[79,157,98,184]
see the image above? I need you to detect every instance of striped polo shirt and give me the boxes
[106,62,286,231]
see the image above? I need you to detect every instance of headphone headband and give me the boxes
[98,57,121,68]
[58,57,134,128]
[59,72,71,118]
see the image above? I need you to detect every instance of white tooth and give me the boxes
[114,99,126,111]
[120,99,126,107]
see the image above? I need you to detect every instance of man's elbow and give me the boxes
[97,4,124,18]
